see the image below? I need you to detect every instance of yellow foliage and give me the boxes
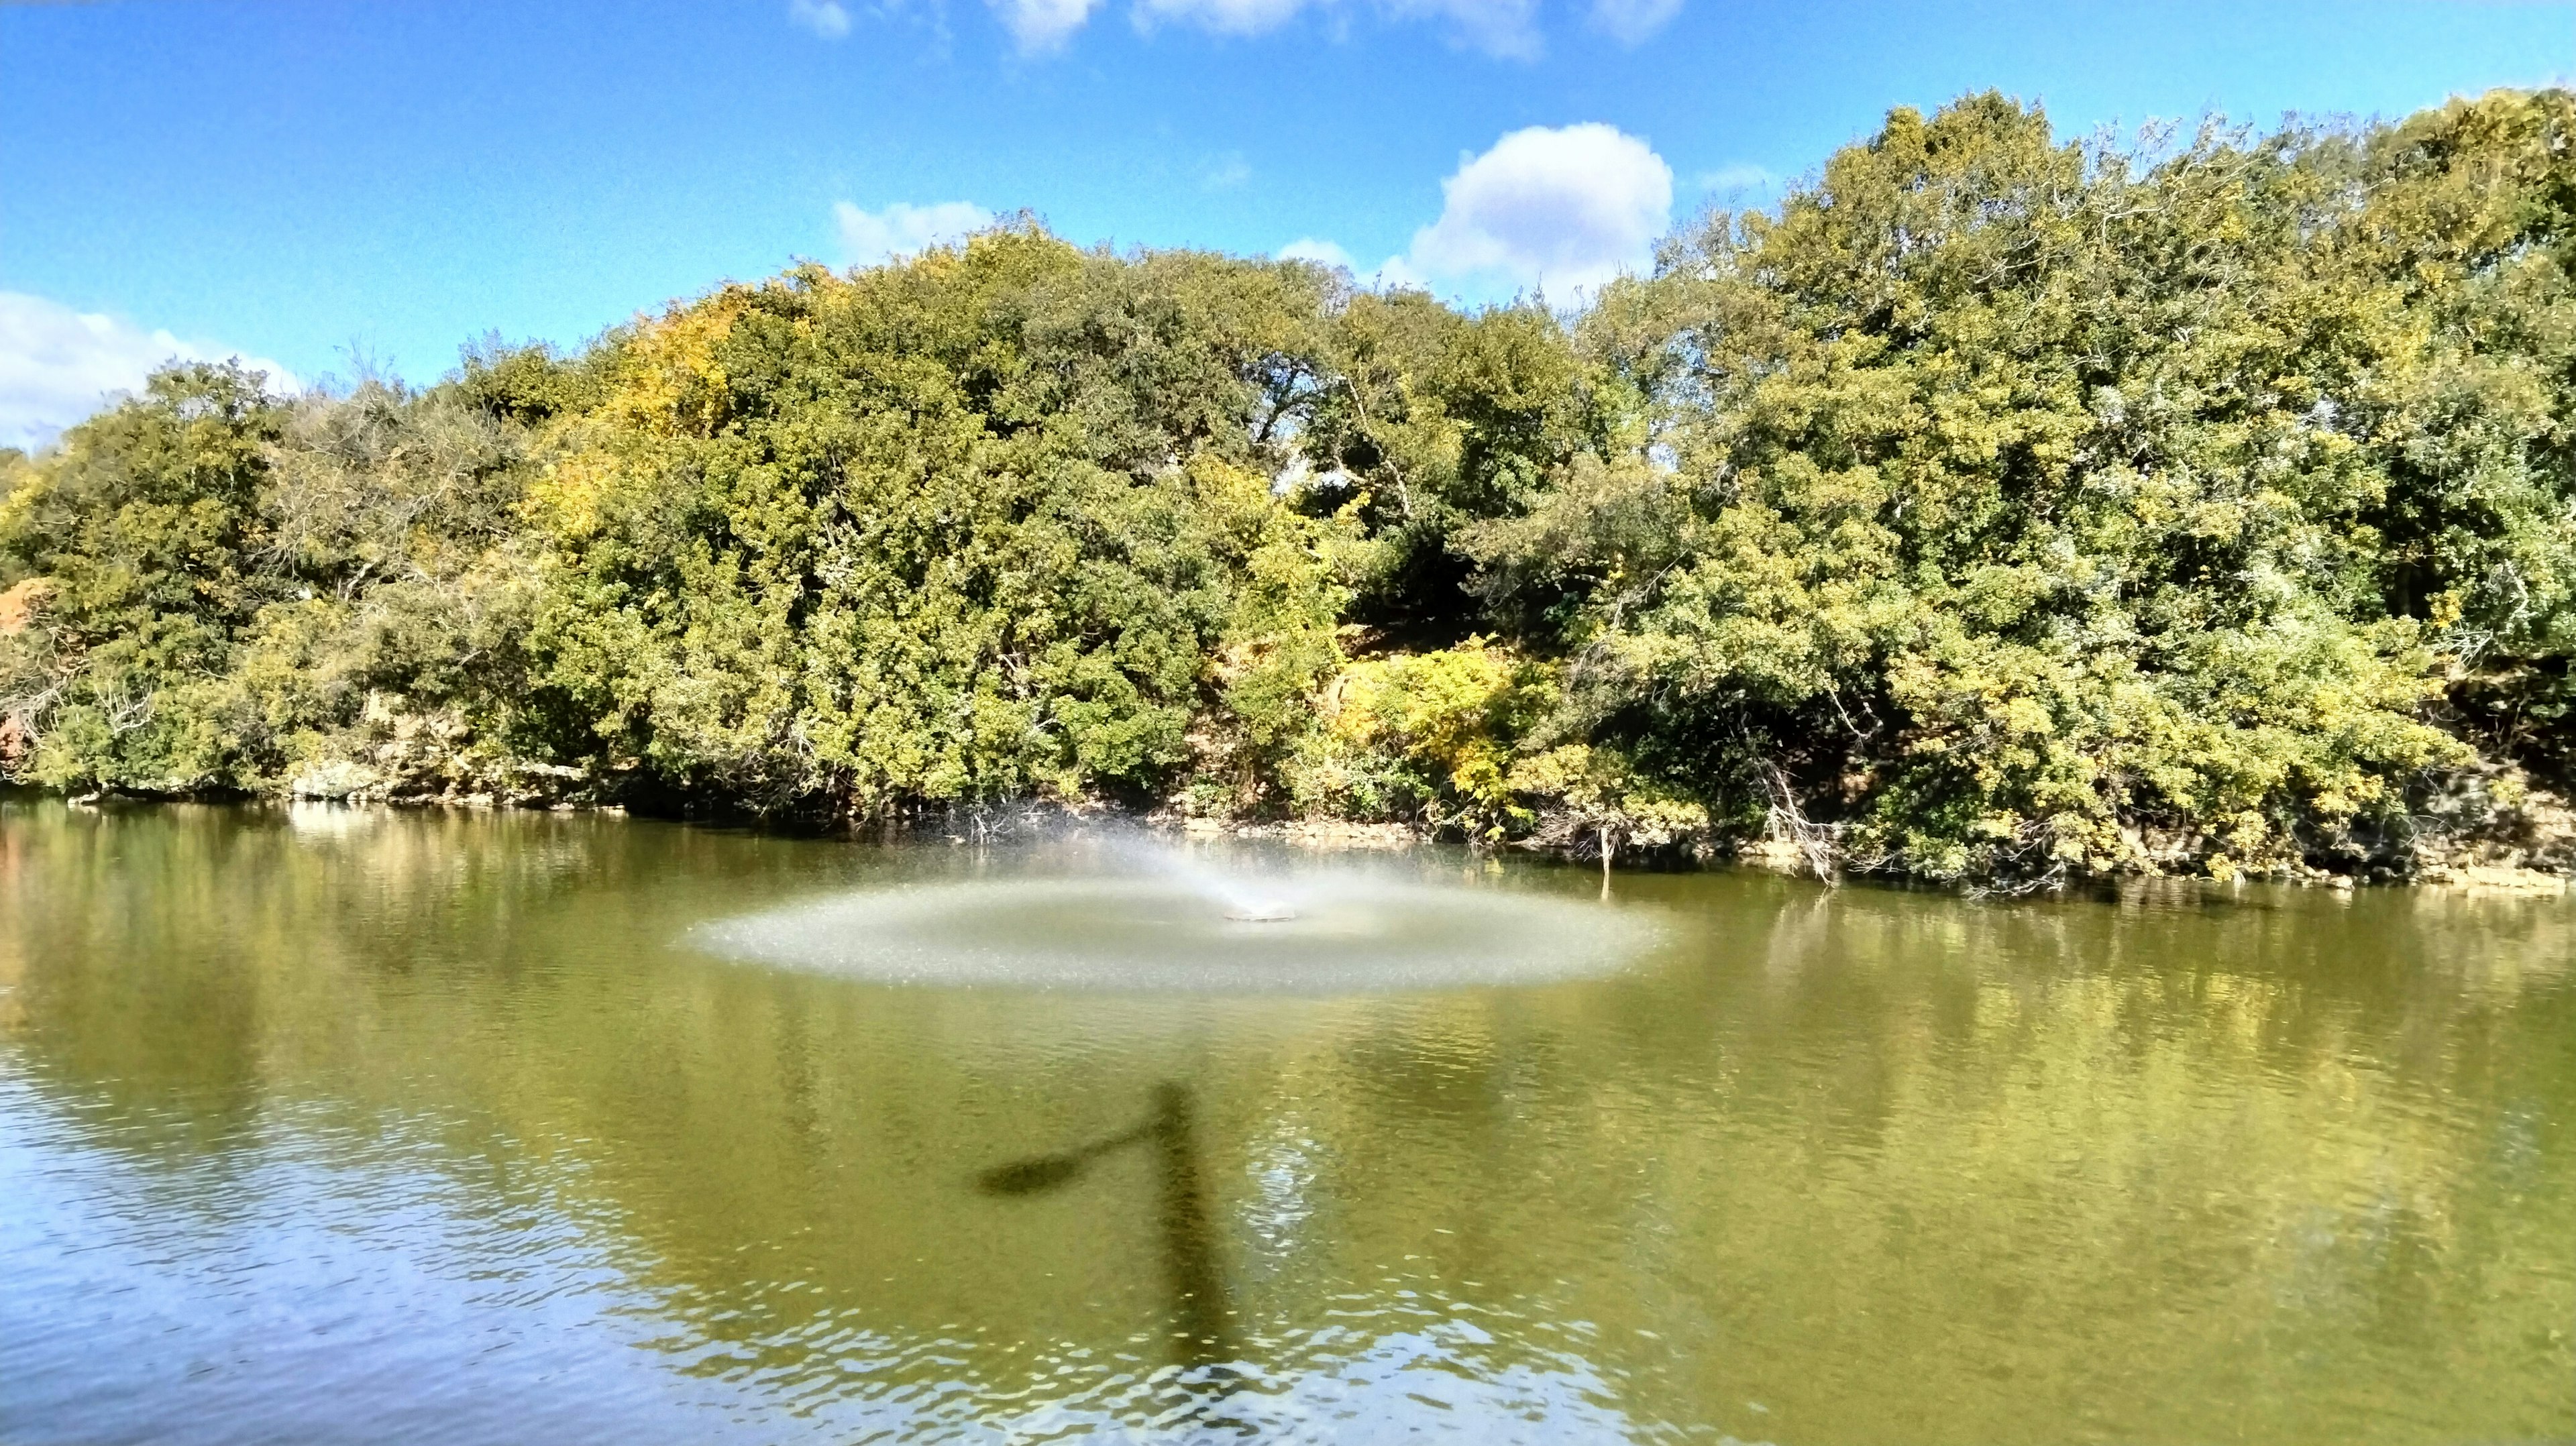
[612,293,750,439]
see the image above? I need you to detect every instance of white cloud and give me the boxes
[1383,0,1539,57]
[1694,162,1778,195]
[1134,0,1308,34]
[1400,123,1671,296]
[1278,238,1356,270]
[833,201,994,266]
[0,292,295,453]
[1372,253,1430,290]
[1586,0,1677,42]
[1203,152,1254,190]
[1097,0,1542,57]
[792,0,1574,55]
[991,0,1104,50]
[788,0,854,38]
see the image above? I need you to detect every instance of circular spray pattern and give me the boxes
[694,870,1663,993]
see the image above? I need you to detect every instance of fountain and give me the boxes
[694,834,1662,994]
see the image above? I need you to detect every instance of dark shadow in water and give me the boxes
[979,1082,1246,1431]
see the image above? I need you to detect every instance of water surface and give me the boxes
[1,800,2569,1444]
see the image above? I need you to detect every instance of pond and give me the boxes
[0,799,2568,1445]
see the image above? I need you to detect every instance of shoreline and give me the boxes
[11,785,2568,897]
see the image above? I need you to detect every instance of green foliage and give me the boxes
[1293,294,1609,645]
[2344,91,2576,775]
[9,93,2576,883]
[1465,92,2569,881]
[0,361,551,797]
[1,364,284,791]
[1289,641,1554,832]
[522,235,1348,814]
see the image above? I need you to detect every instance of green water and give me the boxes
[1,799,2568,1445]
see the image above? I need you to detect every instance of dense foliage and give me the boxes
[8,93,2576,884]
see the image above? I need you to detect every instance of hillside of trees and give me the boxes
[7,91,2575,886]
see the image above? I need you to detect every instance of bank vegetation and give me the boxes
[7,91,2576,887]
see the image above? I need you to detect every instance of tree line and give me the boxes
[6,90,2573,885]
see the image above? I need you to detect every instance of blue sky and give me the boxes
[3,0,2570,445]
